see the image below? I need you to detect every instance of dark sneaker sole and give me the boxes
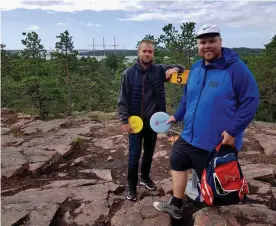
[153,202,183,220]
[140,181,156,191]
[126,195,137,201]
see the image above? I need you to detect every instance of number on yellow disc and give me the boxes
[128,116,143,133]
[170,70,190,84]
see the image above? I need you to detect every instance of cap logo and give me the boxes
[203,26,211,30]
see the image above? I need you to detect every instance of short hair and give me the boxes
[138,39,155,50]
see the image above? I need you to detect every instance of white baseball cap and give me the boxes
[196,24,221,38]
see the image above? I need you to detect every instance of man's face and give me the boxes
[198,36,222,62]
[138,43,154,64]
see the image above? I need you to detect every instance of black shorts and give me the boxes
[170,136,210,180]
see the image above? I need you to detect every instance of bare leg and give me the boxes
[153,169,188,219]
[171,170,188,199]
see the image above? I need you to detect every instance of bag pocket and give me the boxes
[213,161,242,194]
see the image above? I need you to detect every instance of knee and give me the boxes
[170,150,189,171]
[129,150,141,165]
[143,148,155,158]
[142,153,153,163]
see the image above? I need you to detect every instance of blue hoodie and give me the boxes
[174,48,260,151]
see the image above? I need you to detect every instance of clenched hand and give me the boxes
[165,68,179,80]
[122,124,133,133]
[221,131,235,147]
[166,116,176,124]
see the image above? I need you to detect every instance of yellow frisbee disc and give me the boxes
[128,116,143,133]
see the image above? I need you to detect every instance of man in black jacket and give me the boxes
[118,39,185,201]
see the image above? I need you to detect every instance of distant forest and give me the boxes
[7,47,264,57]
[79,47,265,57]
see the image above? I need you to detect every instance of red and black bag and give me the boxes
[200,143,249,206]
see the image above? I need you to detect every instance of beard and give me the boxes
[140,58,152,65]
[203,51,221,63]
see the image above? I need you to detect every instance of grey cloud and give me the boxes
[21,1,72,6]
[56,22,67,26]
[118,1,276,30]
[26,24,40,30]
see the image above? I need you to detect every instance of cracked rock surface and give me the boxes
[1,109,276,226]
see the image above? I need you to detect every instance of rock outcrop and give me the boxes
[1,109,276,226]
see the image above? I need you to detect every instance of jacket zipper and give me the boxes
[191,66,207,143]
[141,73,144,118]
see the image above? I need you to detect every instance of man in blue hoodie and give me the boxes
[153,24,260,219]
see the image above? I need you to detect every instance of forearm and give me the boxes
[173,86,187,121]
[117,71,130,124]
[227,61,260,136]
[160,63,185,81]
[173,97,186,121]
[118,106,129,124]
[226,96,259,136]
[170,64,185,73]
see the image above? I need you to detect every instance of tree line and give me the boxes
[1,22,276,122]
[76,47,264,57]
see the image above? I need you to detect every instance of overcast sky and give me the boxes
[2,0,276,50]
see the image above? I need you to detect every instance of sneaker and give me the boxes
[140,178,157,191]
[153,197,183,219]
[126,187,137,201]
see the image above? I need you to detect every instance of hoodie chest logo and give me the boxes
[208,81,220,88]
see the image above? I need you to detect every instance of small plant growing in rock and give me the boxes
[74,137,83,144]
[10,128,23,137]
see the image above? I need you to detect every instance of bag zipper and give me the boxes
[213,153,236,168]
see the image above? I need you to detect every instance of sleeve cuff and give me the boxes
[121,119,129,124]
[174,66,184,73]
[173,113,182,122]
[226,130,236,137]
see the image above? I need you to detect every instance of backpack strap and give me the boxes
[215,142,222,152]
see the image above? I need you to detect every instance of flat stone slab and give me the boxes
[1,127,11,135]
[80,169,113,181]
[241,164,276,180]
[22,137,73,156]
[1,115,110,178]
[1,135,24,147]
[42,179,98,189]
[193,204,276,226]
[193,207,240,226]
[157,178,172,195]
[1,207,29,226]
[1,179,123,226]
[223,204,276,225]
[73,200,109,226]
[1,147,26,168]
[1,147,28,178]
[153,150,168,159]
[248,179,272,195]
[254,134,276,156]
[1,202,59,226]
[21,118,68,134]
[94,137,114,149]
[23,148,58,163]
[111,196,171,226]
